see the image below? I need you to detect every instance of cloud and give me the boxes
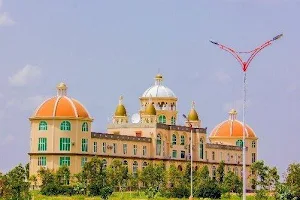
[9,65,42,87]
[214,70,232,83]
[0,12,15,26]
[0,134,15,146]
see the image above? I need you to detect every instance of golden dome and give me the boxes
[188,101,199,121]
[115,96,127,116]
[32,83,91,119]
[155,73,163,79]
[145,103,156,115]
[210,109,256,138]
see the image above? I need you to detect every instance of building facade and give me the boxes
[28,74,258,190]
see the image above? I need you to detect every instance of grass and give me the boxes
[30,191,276,200]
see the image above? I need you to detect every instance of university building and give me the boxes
[28,74,258,189]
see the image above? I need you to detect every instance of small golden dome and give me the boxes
[145,103,156,115]
[114,96,127,116]
[155,73,163,79]
[188,101,199,121]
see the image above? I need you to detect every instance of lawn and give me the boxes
[30,191,275,200]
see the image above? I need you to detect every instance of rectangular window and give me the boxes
[227,153,230,162]
[81,139,88,152]
[81,157,87,167]
[93,142,97,153]
[102,142,106,153]
[38,138,47,151]
[59,138,70,151]
[123,144,127,155]
[235,153,238,163]
[181,151,185,159]
[220,152,223,161]
[172,150,177,158]
[38,156,46,166]
[59,157,70,166]
[133,145,137,155]
[205,151,208,160]
[113,143,117,154]
[142,146,147,156]
[252,153,256,163]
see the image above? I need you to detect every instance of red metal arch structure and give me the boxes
[210,34,283,200]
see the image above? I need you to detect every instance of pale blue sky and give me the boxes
[0,0,299,176]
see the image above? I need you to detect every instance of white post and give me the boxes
[242,72,247,200]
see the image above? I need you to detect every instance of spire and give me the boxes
[119,95,123,105]
[154,73,163,85]
[56,82,67,96]
[188,101,199,121]
[191,101,195,109]
[228,109,237,120]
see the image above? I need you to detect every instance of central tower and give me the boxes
[139,74,178,125]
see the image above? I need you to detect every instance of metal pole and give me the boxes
[242,72,247,200]
[190,127,193,200]
[209,34,282,200]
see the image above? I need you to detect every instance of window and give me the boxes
[123,144,127,154]
[252,153,256,163]
[171,116,176,125]
[39,121,47,131]
[181,151,185,159]
[60,157,70,166]
[38,138,47,151]
[172,150,177,158]
[113,143,117,154]
[212,166,216,180]
[60,121,71,131]
[156,134,161,156]
[234,167,238,175]
[133,145,137,155]
[212,151,215,160]
[180,135,185,145]
[93,142,97,153]
[123,160,128,167]
[142,146,147,156]
[60,138,70,151]
[82,139,88,152]
[235,153,238,163]
[81,157,87,167]
[38,157,46,166]
[102,142,106,153]
[199,139,204,159]
[103,159,107,170]
[236,140,243,147]
[172,134,177,145]
[227,153,230,162]
[220,152,223,161]
[82,122,88,132]
[158,115,166,124]
[252,141,256,148]
[133,161,138,176]
[142,162,147,169]
[205,151,208,160]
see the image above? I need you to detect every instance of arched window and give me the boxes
[60,121,71,131]
[82,122,88,132]
[172,134,177,145]
[212,166,216,180]
[252,141,256,148]
[123,160,128,167]
[199,139,204,159]
[142,162,148,169]
[133,161,138,175]
[180,135,185,145]
[156,134,161,156]
[212,151,215,160]
[102,159,107,170]
[171,116,176,125]
[39,121,47,131]
[178,165,182,171]
[158,115,166,124]
[236,140,243,147]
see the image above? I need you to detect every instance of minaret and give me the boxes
[141,95,157,123]
[113,96,128,124]
[185,101,201,128]
[57,82,67,96]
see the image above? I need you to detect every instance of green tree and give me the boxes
[29,175,37,190]
[216,161,225,184]
[56,165,71,185]
[106,159,128,191]
[250,161,269,200]
[222,171,242,197]
[285,163,300,198]
[165,165,189,198]
[266,167,279,192]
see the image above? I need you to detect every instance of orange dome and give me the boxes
[32,83,91,119]
[210,109,256,138]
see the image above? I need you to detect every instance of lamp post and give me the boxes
[182,114,193,200]
[209,34,283,200]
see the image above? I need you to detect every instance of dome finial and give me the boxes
[119,95,123,105]
[56,82,67,96]
[228,108,237,120]
[154,73,163,85]
[188,101,199,121]
[192,101,195,109]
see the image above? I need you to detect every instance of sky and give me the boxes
[0,0,299,177]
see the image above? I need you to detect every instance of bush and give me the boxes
[194,180,221,199]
